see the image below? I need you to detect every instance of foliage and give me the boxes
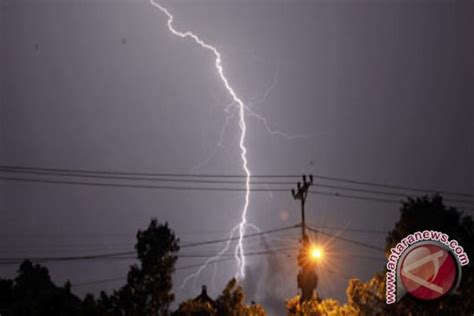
[383,195,474,314]
[386,195,471,251]
[215,278,246,315]
[286,295,358,315]
[343,195,474,315]
[0,260,84,316]
[100,219,180,316]
[0,219,180,316]
[174,300,217,316]
[286,195,474,315]
[3,196,470,315]
[346,273,385,315]
[174,278,267,316]
[0,219,268,316]
[285,274,384,315]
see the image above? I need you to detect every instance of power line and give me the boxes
[0,165,295,179]
[0,175,402,205]
[0,222,391,263]
[0,225,299,265]
[71,257,237,288]
[0,175,282,192]
[70,248,296,288]
[70,247,385,289]
[309,190,401,205]
[0,224,384,254]
[314,174,474,199]
[2,175,473,211]
[309,224,387,235]
[72,259,234,287]
[0,167,295,185]
[181,224,299,248]
[3,167,472,204]
[2,164,472,199]
[306,225,385,252]
[0,168,423,200]
[313,184,474,205]
[1,169,473,209]
[0,246,297,267]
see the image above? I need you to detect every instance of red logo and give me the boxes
[400,244,458,300]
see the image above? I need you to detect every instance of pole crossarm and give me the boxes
[291,174,317,302]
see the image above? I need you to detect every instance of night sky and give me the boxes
[1,0,473,314]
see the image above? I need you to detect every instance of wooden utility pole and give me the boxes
[291,174,313,239]
[292,174,318,302]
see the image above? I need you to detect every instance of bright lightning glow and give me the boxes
[150,0,250,278]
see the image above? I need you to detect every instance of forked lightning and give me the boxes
[150,0,250,279]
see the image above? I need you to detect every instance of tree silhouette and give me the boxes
[0,219,182,315]
[173,278,267,316]
[3,200,469,315]
[286,295,358,315]
[0,279,14,315]
[286,195,474,315]
[346,195,473,315]
[137,219,180,314]
[383,195,474,314]
[345,272,385,315]
[174,300,217,316]
[103,219,180,316]
[0,260,83,316]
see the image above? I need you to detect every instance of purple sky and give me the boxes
[1,0,473,313]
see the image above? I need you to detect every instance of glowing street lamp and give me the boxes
[310,246,323,260]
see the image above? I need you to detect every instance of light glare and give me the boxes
[310,246,323,260]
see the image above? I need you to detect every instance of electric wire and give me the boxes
[2,167,473,205]
[1,165,472,199]
[306,225,385,252]
[0,225,299,265]
[1,175,472,211]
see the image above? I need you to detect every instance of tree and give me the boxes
[174,300,217,316]
[286,195,474,315]
[0,278,13,315]
[345,273,385,315]
[215,278,246,315]
[0,260,84,316]
[383,195,474,314]
[81,293,103,316]
[345,195,474,315]
[110,219,180,316]
[215,278,266,316]
[286,295,358,315]
[173,278,267,316]
[0,219,181,315]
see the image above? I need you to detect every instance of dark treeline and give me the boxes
[0,195,473,315]
[0,219,265,316]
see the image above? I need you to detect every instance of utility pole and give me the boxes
[291,174,313,239]
[292,174,318,302]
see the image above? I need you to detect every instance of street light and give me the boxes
[309,245,323,260]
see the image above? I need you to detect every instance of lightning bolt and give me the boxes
[191,100,236,172]
[194,65,309,172]
[181,224,239,289]
[150,0,250,278]
[243,67,314,140]
[248,63,280,109]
